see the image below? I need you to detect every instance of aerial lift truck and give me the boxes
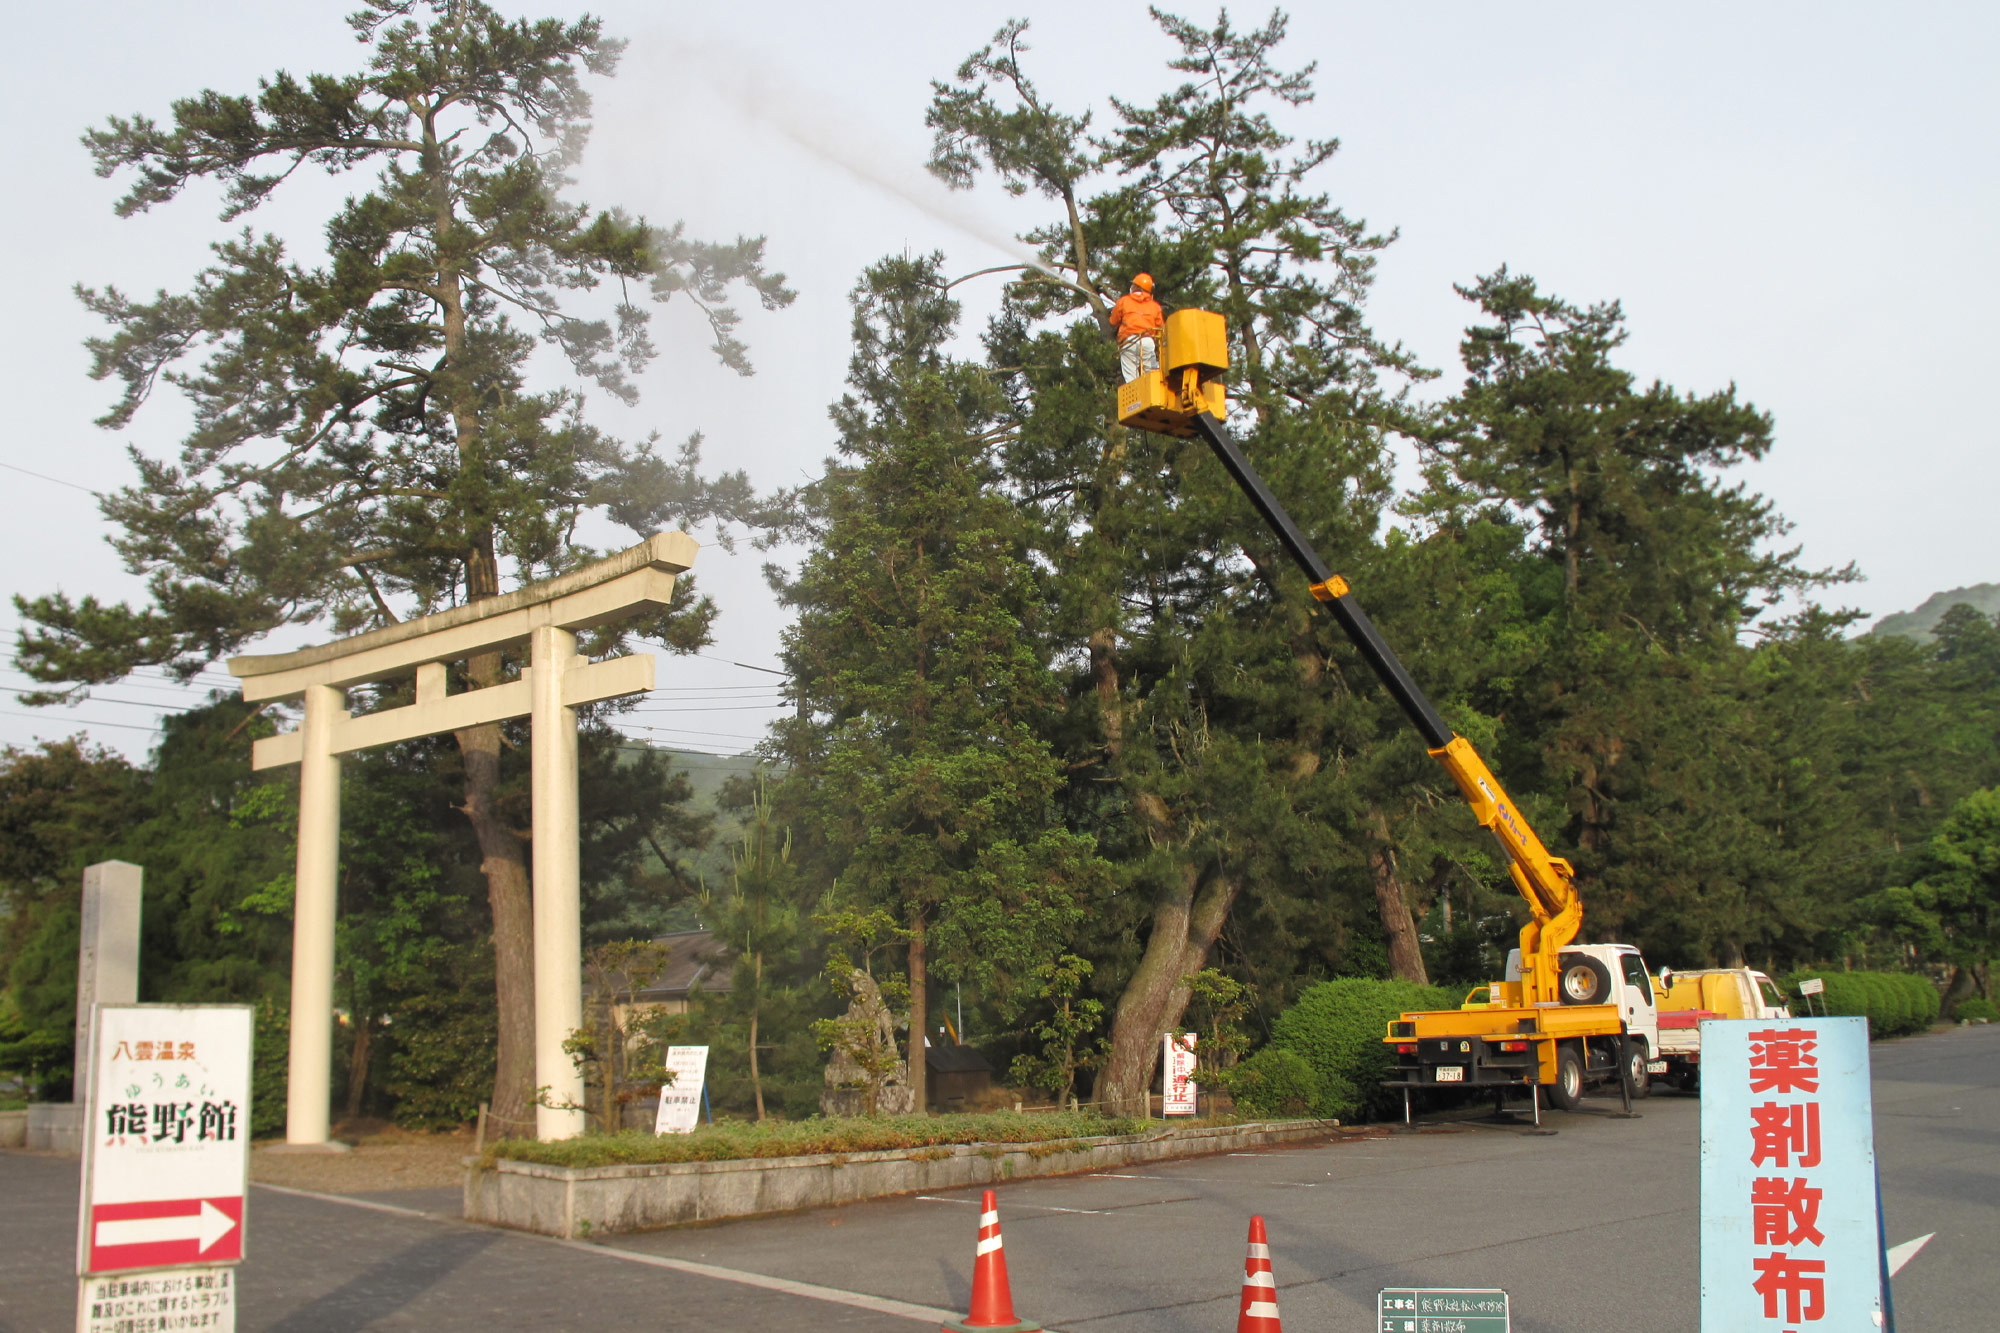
[1117,309,1658,1116]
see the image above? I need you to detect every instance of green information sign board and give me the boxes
[1377,1287,1510,1333]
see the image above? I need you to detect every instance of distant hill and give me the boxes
[596,743,774,935]
[1869,583,2000,641]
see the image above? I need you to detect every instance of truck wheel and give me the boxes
[1556,953,1613,1005]
[1623,1041,1651,1099]
[1548,1045,1584,1111]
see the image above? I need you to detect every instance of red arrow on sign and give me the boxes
[90,1196,242,1272]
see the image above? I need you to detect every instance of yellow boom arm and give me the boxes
[1119,310,1584,1004]
[1426,736,1581,1005]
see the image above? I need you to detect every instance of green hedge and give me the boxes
[1951,996,1998,1022]
[1263,978,1458,1122]
[487,1110,1154,1169]
[1787,970,1939,1038]
[1228,1047,1325,1119]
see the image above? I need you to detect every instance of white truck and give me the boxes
[1652,967,1792,1091]
[1401,942,1666,1107]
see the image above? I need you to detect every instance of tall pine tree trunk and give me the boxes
[749,952,766,1121]
[344,1019,372,1122]
[456,692,536,1134]
[1088,625,1245,1113]
[454,531,537,1134]
[908,914,928,1114]
[1369,809,1429,985]
[1098,862,1240,1115]
[437,208,539,1136]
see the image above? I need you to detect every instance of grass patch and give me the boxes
[487,1110,1155,1170]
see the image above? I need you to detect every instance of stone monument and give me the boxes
[820,969,915,1117]
[26,860,142,1153]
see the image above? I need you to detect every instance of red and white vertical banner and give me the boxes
[1162,1032,1198,1116]
[78,1004,252,1333]
[1699,1016,1883,1331]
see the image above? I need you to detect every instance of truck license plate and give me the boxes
[1434,1066,1463,1082]
[1647,1060,1668,1074]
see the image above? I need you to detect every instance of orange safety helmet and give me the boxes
[1132,272,1154,293]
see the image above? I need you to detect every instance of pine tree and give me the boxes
[1437,271,1852,965]
[14,0,789,1128]
[929,11,1422,1111]
[776,254,1098,1113]
[697,778,819,1120]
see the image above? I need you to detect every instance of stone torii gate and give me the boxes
[229,533,697,1145]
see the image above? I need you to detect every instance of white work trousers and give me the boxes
[1120,334,1160,383]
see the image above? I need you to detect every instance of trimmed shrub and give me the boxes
[1951,996,1998,1023]
[1265,978,1458,1122]
[489,1110,1151,1168]
[1862,976,1903,1035]
[1228,1047,1324,1119]
[1901,975,1941,1030]
[1788,971,1942,1039]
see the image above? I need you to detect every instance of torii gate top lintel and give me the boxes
[230,531,697,774]
[229,531,698,701]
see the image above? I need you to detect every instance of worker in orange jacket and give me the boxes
[1108,273,1164,383]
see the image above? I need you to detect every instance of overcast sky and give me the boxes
[3,1,1994,763]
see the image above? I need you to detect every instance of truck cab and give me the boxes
[1505,943,1661,1056]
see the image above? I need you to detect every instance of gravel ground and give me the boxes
[250,1127,476,1194]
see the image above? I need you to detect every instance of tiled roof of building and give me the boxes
[626,929,733,1001]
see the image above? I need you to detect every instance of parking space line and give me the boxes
[562,1239,961,1324]
[251,1182,442,1220]
[250,1178,960,1325]
[1091,1173,1318,1187]
[916,1193,1108,1215]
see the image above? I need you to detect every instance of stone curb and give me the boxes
[464,1118,1336,1238]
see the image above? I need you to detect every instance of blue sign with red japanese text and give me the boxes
[1699,1017,1883,1330]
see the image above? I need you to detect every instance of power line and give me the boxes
[0,707,160,734]
[0,673,223,705]
[613,721,768,743]
[0,461,99,495]
[0,639,239,686]
[629,704,791,714]
[0,687,195,713]
[643,685,790,696]
[684,650,788,677]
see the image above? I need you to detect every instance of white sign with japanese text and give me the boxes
[78,1004,250,1333]
[79,1267,235,1333]
[79,1005,251,1280]
[653,1045,709,1135]
[1162,1033,1198,1116]
[1699,1016,1883,1330]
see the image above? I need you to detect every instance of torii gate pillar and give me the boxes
[230,533,697,1145]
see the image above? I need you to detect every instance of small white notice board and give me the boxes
[1162,1032,1198,1116]
[78,1004,252,1333]
[654,1045,709,1135]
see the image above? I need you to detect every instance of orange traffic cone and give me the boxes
[941,1189,1041,1333]
[1237,1215,1282,1333]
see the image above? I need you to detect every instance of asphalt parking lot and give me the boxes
[3,1022,1992,1332]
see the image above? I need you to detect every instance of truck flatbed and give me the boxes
[1385,1003,1625,1090]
